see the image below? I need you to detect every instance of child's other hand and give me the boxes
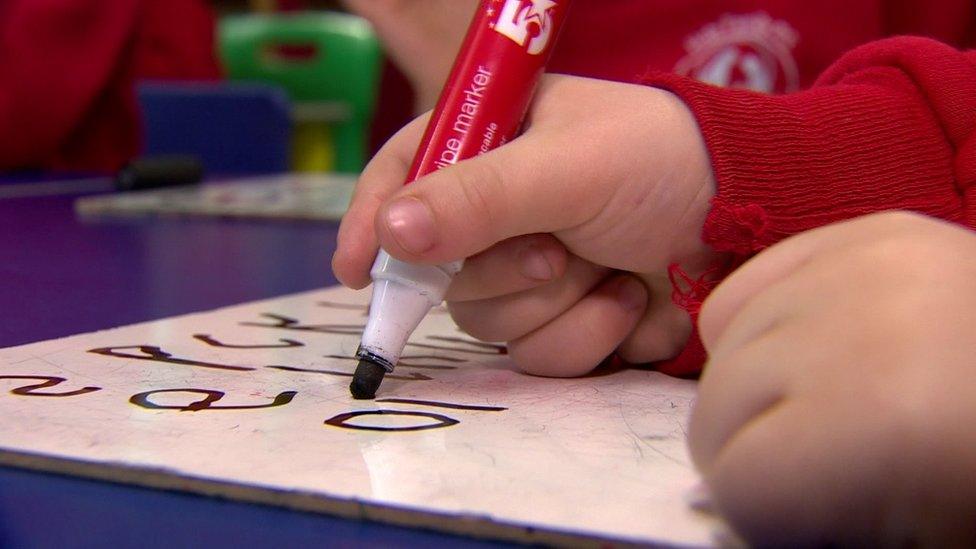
[693,211,976,546]
[333,75,719,376]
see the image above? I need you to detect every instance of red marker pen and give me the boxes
[351,0,573,399]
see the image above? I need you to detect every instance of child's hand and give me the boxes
[693,211,976,546]
[333,75,719,376]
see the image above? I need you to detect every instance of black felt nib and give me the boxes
[350,358,387,400]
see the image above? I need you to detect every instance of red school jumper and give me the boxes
[0,0,220,172]
[544,0,976,375]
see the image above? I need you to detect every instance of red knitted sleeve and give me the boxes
[645,36,976,376]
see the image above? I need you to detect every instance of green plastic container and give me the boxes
[220,12,382,173]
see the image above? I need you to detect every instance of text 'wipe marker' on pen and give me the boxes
[350,0,574,399]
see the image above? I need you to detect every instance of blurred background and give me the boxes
[0,0,423,180]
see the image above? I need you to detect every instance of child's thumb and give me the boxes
[373,138,601,264]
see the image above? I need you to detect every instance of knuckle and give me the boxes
[868,209,931,230]
[616,335,682,364]
[452,161,507,234]
[617,308,692,364]
[445,260,496,302]
[358,186,389,209]
[855,211,954,251]
[446,301,512,342]
[614,343,645,364]
[512,345,604,378]
[851,232,951,280]
[507,339,565,376]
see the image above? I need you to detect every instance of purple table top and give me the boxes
[0,193,339,348]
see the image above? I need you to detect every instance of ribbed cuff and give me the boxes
[648,71,959,255]
[644,64,960,376]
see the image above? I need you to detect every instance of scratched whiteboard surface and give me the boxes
[0,286,717,547]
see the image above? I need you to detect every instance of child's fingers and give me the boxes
[702,399,823,544]
[690,316,833,541]
[698,211,925,353]
[374,130,609,265]
[704,396,894,545]
[617,274,693,364]
[507,274,648,378]
[447,257,607,343]
[333,113,431,288]
[445,234,569,302]
[697,232,826,354]
[688,324,798,472]
[690,245,839,472]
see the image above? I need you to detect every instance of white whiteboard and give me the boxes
[0,286,721,546]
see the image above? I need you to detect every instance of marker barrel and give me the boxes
[361,0,573,371]
[405,0,572,182]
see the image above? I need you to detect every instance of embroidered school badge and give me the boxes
[675,12,800,94]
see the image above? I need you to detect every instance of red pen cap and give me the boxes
[404,0,573,184]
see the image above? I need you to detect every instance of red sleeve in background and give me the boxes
[646,37,976,376]
[369,60,417,156]
[882,0,976,47]
[273,0,310,11]
[134,0,222,81]
[0,0,219,173]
